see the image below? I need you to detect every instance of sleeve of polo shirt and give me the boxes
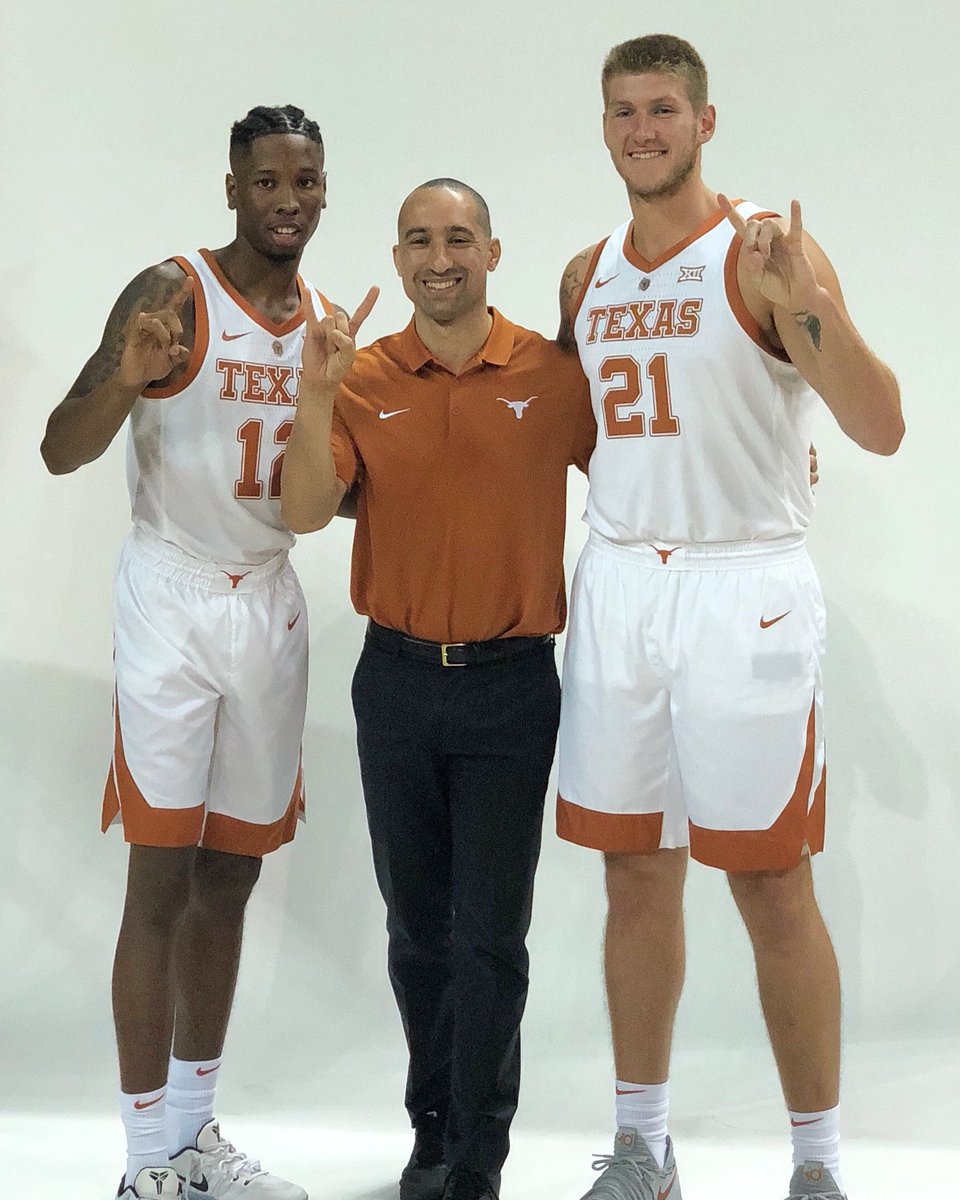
[330,387,360,488]
[566,357,597,474]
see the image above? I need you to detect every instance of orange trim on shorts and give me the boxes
[556,795,664,854]
[142,256,210,399]
[689,700,826,872]
[101,695,204,846]
[200,760,304,857]
[722,211,791,363]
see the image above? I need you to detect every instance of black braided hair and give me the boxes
[229,106,323,159]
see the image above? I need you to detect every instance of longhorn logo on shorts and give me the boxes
[650,546,681,565]
[221,571,252,589]
[500,396,537,420]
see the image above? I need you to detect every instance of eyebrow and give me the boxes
[403,225,478,238]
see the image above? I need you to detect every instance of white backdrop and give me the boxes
[1,0,958,1164]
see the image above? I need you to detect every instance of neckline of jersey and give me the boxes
[199,248,307,337]
[622,201,739,274]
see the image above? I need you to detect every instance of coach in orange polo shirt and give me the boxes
[281,179,594,1200]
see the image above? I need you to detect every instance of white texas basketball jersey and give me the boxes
[127,249,331,566]
[575,203,817,545]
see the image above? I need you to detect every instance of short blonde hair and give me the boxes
[602,35,708,111]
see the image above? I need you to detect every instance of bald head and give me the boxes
[398,178,492,238]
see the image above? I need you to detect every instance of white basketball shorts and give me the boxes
[102,525,308,856]
[557,531,826,871]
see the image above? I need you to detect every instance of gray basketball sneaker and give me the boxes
[785,1161,846,1198]
[579,1127,681,1200]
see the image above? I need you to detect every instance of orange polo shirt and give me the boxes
[330,308,596,643]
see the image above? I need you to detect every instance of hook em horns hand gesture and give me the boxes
[718,195,821,314]
[119,278,194,393]
[302,286,380,387]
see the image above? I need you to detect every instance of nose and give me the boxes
[631,112,657,143]
[274,183,300,214]
[428,243,454,273]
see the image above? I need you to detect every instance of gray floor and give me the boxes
[5,1040,958,1199]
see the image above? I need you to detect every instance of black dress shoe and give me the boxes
[440,1167,500,1200]
[399,1111,447,1200]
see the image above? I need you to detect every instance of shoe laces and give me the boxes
[589,1153,659,1199]
[205,1138,266,1183]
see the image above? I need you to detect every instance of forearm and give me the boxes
[280,383,346,532]
[41,378,142,475]
[784,288,903,456]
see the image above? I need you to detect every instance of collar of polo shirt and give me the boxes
[399,307,516,373]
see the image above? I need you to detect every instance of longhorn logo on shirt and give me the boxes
[216,358,302,405]
[499,396,537,420]
[585,298,702,343]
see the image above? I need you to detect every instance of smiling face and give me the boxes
[226,132,326,263]
[392,186,500,325]
[603,71,715,202]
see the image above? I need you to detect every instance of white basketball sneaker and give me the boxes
[116,1166,183,1197]
[171,1120,307,1200]
[579,1127,681,1200]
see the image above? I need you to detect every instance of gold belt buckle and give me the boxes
[441,642,467,667]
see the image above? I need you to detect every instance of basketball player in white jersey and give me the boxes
[41,106,376,1200]
[555,36,902,1200]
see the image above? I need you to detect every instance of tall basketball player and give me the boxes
[41,106,375,1200]
[554,36,902,1200]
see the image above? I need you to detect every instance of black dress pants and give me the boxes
[352,634,560,1175]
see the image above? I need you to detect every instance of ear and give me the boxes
[225,172,236,211]
[698,104,717,146]
[392,244,401,275]
[320,171,328,210]
[487,237,502,273]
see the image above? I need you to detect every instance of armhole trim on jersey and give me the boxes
[310,286,334,317]
[570,238,609,327]
[142,257,209,399]
[723,213,791,364]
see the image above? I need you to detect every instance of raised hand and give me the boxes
[118,277,193,391]
[718,195,820,312]
[302,286,379,387]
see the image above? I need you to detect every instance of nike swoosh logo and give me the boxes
[222,330,252,341]
[287,612,301,631]
[195,1065,219,1077]
[790,1117,824,1127]
[379,408,411,420]
[192,1175,210,1192]
[615,1088,646,1095]
[760,611,791,629]
[657,1172,677,1200]
[133,1093,165,1110]
[594,274,619,288]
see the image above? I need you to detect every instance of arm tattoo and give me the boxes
[792,309,822,352]
[557,256,589,351]
[68,268,188,399]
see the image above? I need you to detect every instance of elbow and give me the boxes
[281,501,332,535]
[40,434,75,476]
[865,410,905,457]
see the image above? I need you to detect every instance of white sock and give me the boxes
[615,1079,670,1168]
[165,1056,221,1155]
[789,1104,843,1191]
[120,1085,170,1186]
